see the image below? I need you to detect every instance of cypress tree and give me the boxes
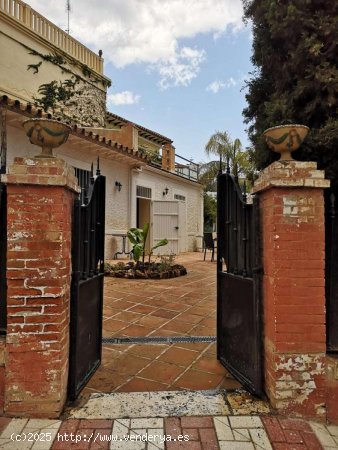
[243,0,338,185]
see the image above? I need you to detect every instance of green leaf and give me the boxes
[127,230,139,245]
[152,239,168,250]
[132,244,143,262]
[142,223,150,245]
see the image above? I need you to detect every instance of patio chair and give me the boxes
[203,232,216,262]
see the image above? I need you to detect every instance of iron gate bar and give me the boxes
[102,336,217,345]
[68,165,106,401]
[217,170,263,397]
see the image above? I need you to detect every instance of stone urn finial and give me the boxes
[22,118,72,158]
[263,124,309,161]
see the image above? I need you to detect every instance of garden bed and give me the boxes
[104,261,187,279]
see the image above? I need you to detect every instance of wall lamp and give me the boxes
[115,181,122,192]
[163,186,169,196]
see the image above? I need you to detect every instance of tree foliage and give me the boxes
[243,0,338,184]
[200,131,256,193]
[205,131,252,178]
[203,193,217,232]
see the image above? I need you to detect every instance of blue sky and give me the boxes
[27,0,253,163]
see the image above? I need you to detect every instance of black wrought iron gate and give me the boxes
[325,186,338,352]
[68,165,106,401]
[217,170,263,396]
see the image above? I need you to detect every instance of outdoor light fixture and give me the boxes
[163,186,169,196]
[115,181,122,192]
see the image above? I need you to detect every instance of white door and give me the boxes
[152,201,179,255]
[178,201,188,252]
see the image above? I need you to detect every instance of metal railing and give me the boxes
[174,153,199,181]
[0,0,103,74]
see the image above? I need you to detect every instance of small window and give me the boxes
[174,194,186,201]
[137,185,152,199]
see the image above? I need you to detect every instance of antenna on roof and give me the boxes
[66,0,71,34]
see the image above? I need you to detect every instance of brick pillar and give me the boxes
[162,143,175,172]
[252,161,330,420]
[2,157,80,418]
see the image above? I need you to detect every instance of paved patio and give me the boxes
[83,253,239,396]
[102,253,217,338]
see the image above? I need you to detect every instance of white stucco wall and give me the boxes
[6,124,203,258]
[131,168,203,252]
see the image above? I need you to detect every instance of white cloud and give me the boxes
[25,0,244,88]
[206,75,247,93]
[206,80,226,93]
[157,47,206,90]
[108,91,140,105]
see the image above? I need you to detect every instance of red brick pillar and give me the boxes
[252,161,330,420]
[2,157,80,418]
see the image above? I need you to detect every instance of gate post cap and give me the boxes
[1,157,81,194]
[252,160,330,194]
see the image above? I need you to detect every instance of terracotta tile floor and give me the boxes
[83,252,241,397]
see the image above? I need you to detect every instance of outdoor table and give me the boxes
[108,233,132,259]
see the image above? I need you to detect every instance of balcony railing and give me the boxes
[0,0,103,74]
[174,154,199,181]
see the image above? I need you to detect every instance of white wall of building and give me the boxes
[6,124,203,258]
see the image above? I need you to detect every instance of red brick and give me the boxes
[262,417,286,442]
[78,420,113,429]
[300,431,323,449]
[278,419,312,432]
[283,429,304,444]
[273,444,306,450]
[165,417,182,438]
[182,428,199,440]
[199,428,218,450]
[166,442,202,450]
[180,417,213,428]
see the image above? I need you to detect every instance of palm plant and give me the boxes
[127,223,168,267]
[205,131,249,178]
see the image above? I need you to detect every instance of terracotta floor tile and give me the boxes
[102,306,120,317]
[199,317,216,327]
[110,299,137,310]
[112,354,151,375]
[138,360,185,384]
[144,298,171,307]
[218,377,242,390]
[129,304,156,314]
[151,309,180,319]
[126,344,167,359]
[175,342,210,352]
[136,315,169,328]
[161,320,194,334]
[204,343,217,356]
[159,344,200,367]
[117,324,153,337]
[189,325,215,336]
[163,302,189,312]
[85,369,127,393]
[148,329,181,337]
[112,311,143,323]
[175,312,205,325]
[189,306,214,316]
[172,368,225,390]
[116,377,170,392]
[192,355,226,375]
[102,319,128,333]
